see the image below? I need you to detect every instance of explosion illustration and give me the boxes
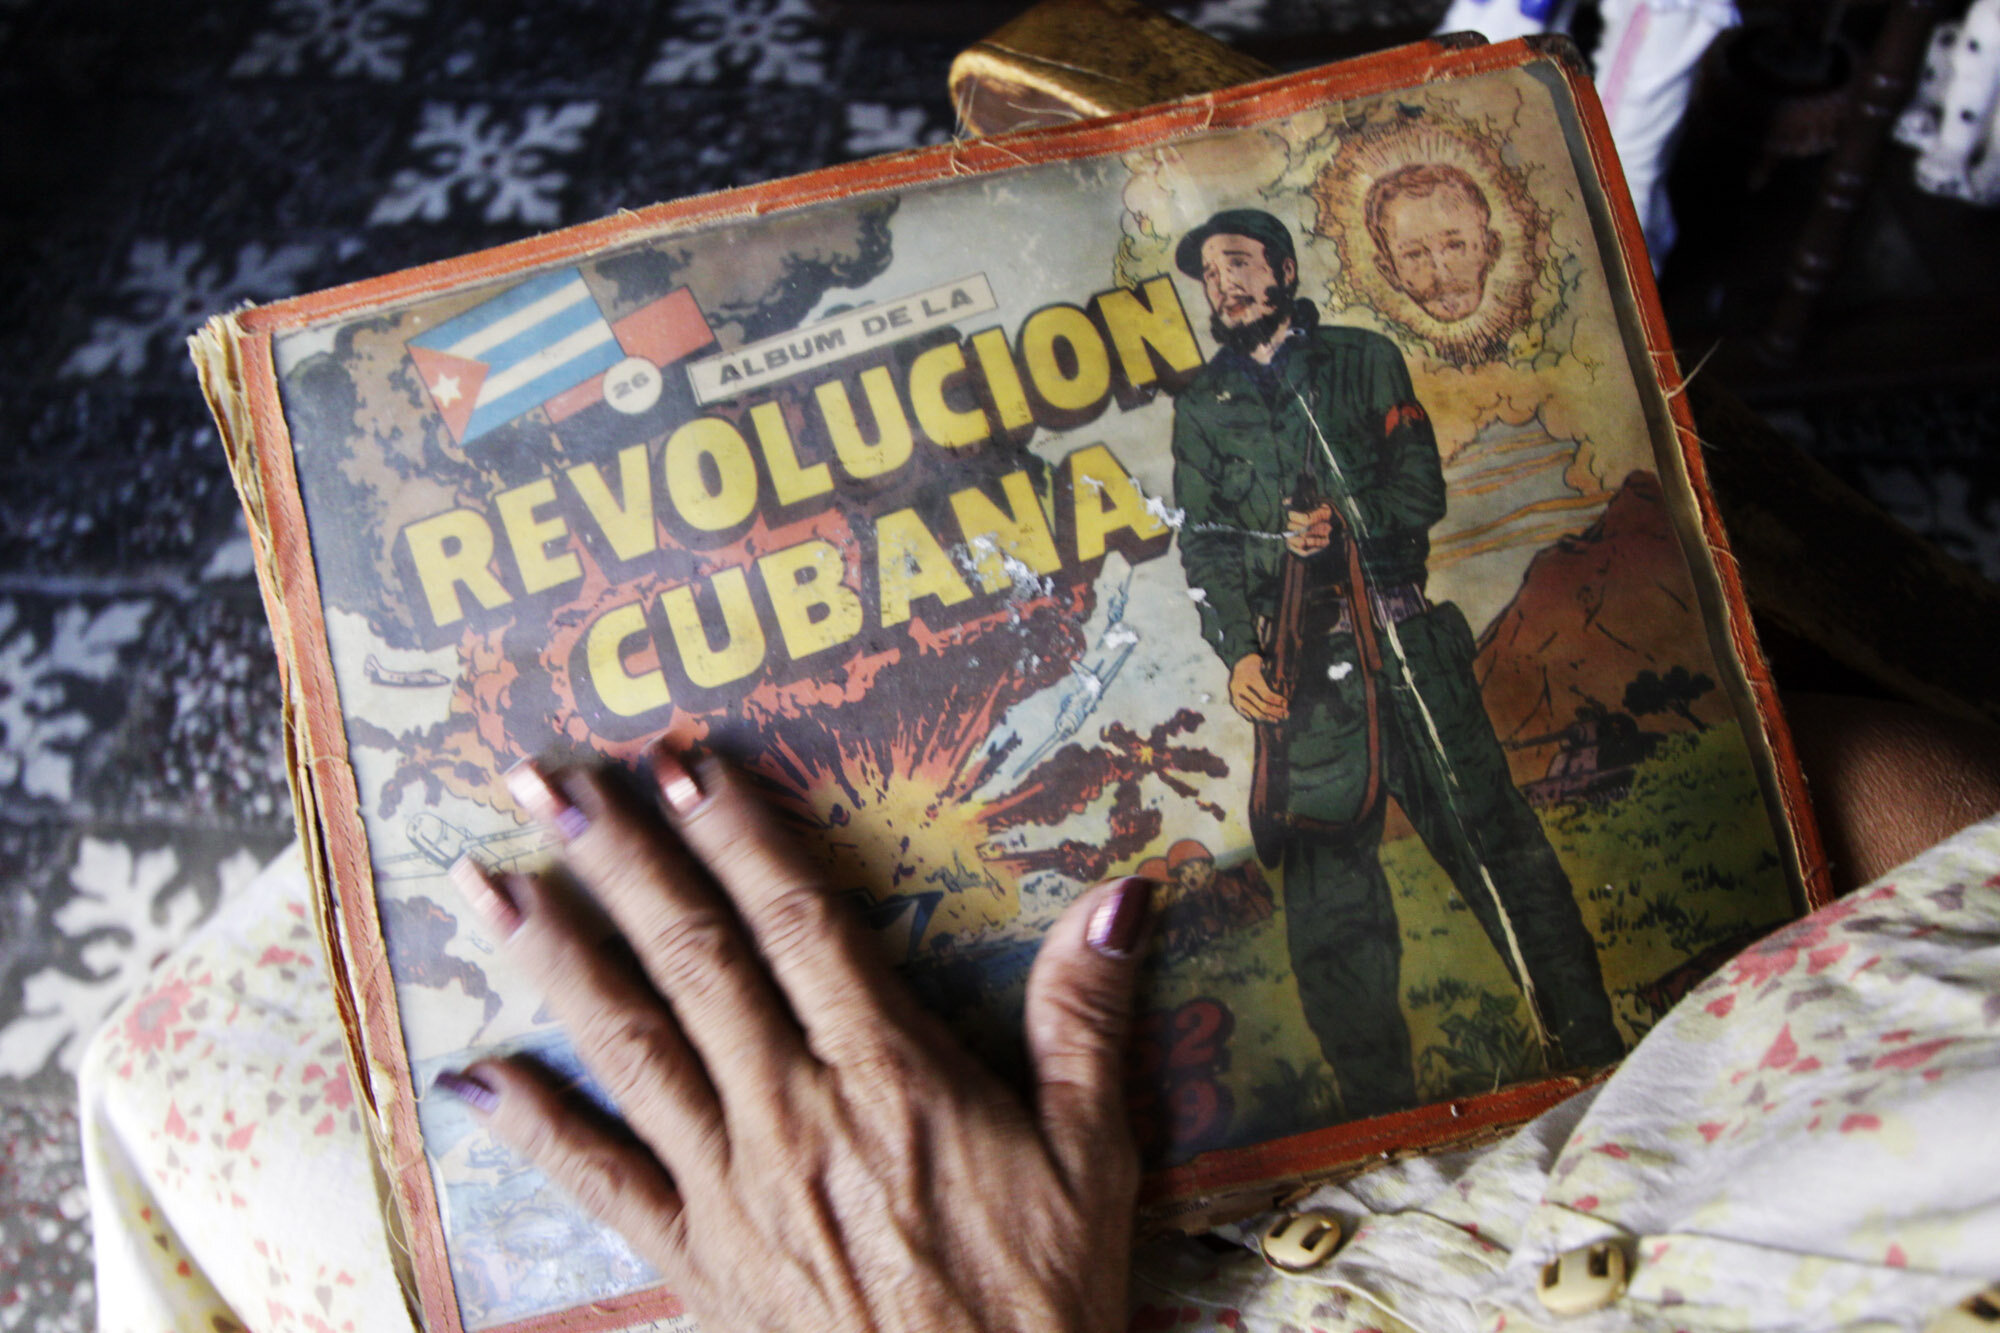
[298,198,1240,980]
[366,512,1231,947]
[981,710,1229,885]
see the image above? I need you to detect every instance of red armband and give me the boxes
[1383,402,1429,435]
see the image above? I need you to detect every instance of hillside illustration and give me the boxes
[1472,470,1730,789]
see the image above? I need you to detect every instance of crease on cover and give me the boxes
[191,315,426,1323]
[1525,46,1830,911]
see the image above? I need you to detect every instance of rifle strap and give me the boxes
[1283,528,1389,840]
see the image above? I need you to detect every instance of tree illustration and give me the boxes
[1623,665,1715,730]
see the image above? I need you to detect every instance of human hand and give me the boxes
[1284,502,1338,557]
[439,748,1153,1333]
[1228,652,1288,722]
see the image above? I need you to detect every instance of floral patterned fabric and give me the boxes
[82,819,2000,1332]
[1133,814,2000,1331]
[78,846,417,1333]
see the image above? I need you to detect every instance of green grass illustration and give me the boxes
[1138,722,1797,1157]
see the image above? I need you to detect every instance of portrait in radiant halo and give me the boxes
[1311,117,1550,365]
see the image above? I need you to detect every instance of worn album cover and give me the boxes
[195,37,1825,1333]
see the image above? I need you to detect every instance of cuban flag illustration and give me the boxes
[406,267,713,445]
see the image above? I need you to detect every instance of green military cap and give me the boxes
[1175,208,1296,280]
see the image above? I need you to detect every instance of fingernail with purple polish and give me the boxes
[1087,876,1155,959]
[435,1069,500,1114]
[506,760,588,839]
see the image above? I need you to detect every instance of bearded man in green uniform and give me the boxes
[1170,209,1622,1118]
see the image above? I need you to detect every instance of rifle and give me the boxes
[1247,474,1387,867]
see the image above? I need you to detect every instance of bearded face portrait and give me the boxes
[1199,233,1299,355]
[1365,164,1501,325]
[1313,118,1552,366]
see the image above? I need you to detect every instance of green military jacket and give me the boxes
[1171,317,1446,669]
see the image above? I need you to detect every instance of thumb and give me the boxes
[1022,875,1155,1195]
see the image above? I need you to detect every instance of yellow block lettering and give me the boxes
[584,602,671,717]
[970,328,1034,433]
[403,507,514,628]
[659,568,767,689]
[565,444,657,561]
[757,539,864,662]
[816,367,913,480]
[1067,443,1169,562]
[1020,305,1112,413]
[663,417,759,532]
[749,401,833,506]
[1094,276,1202,388]
[495,478,583,596]
[876,508,974,627]
[949,471,1061,593]
[907,342,990,448]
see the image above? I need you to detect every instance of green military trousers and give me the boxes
[1279,601,1624,1120]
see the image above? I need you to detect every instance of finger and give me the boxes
[450,858,727,1174]
[437,1059,690,1277]
[505,763,807,1098]
[647,747,903,1065]
[1246,679,1289,718]
[1023,876,1152,1200]
[1236,692,1285,724]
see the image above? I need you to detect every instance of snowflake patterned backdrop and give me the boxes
[1,0,1994,1328]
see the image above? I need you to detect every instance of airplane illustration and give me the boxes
[1010,571,1137,776]
[376,812,553,881]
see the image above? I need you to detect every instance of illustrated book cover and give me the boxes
[192,34,1829,1333]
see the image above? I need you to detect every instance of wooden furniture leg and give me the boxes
[1759,0,1948,364]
